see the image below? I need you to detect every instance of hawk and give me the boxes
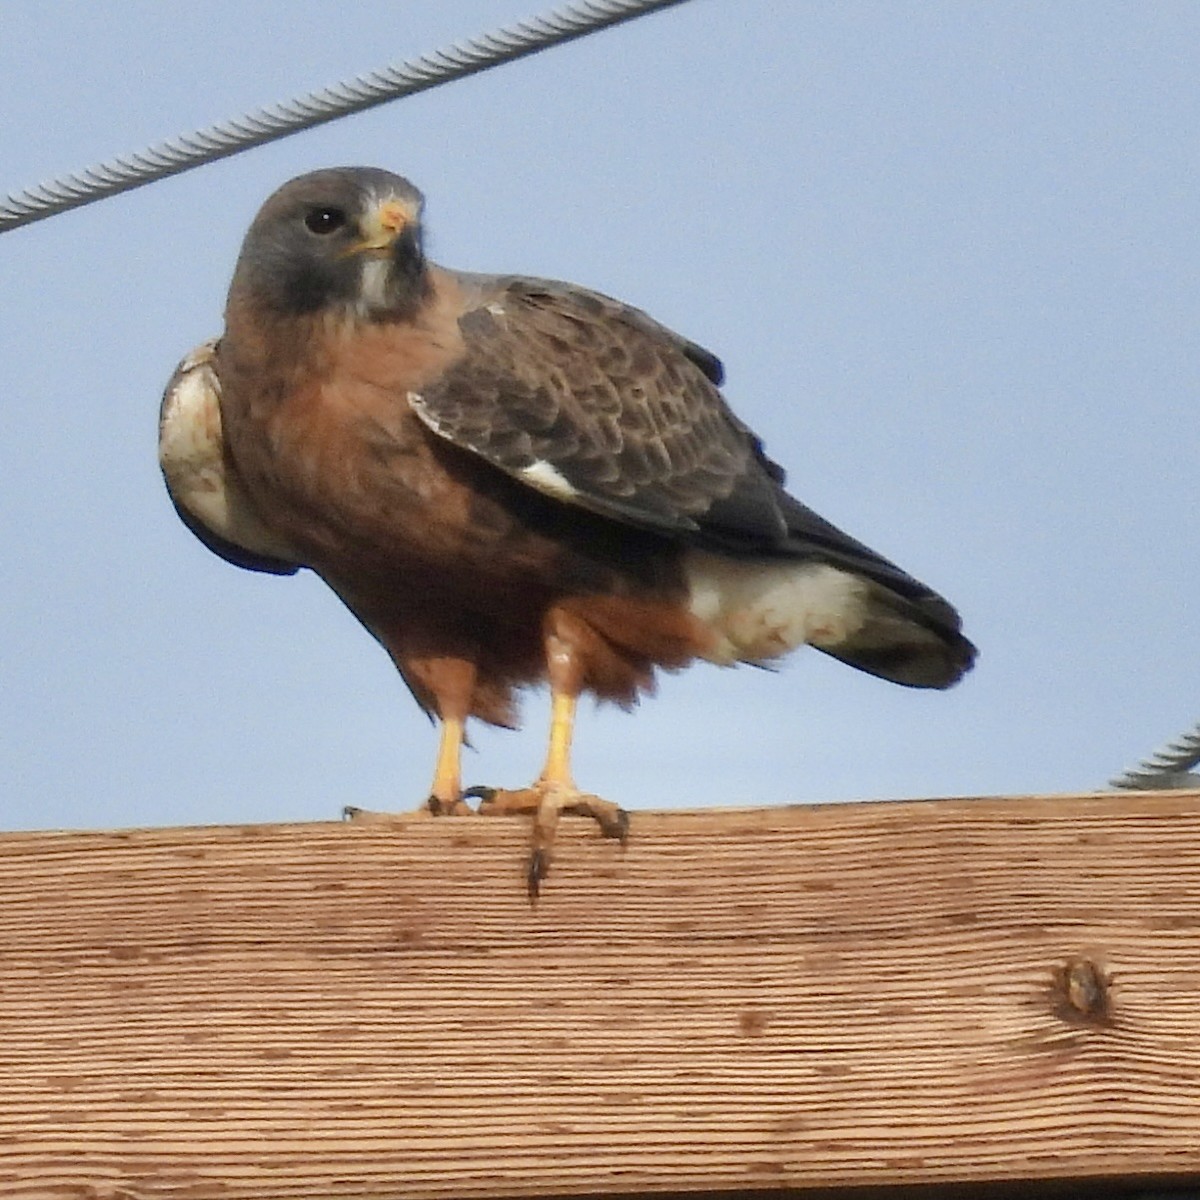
[159,167,975,897]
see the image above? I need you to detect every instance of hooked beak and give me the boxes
[346,197,418,255]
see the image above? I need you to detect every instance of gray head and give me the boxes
[227,167,430,321]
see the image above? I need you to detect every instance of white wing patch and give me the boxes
[158,340,301,566]
[158,340,229,526]
[407,391,454,439]
[408,394,579,504]
[685,550,868,665]
[519,459,578,501]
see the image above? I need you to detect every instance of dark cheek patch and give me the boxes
[282,262,338,313]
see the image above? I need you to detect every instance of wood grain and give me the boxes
[1,792,1199,1199]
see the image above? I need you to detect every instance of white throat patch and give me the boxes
[356,257,392,316]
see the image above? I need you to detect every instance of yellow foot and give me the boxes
[342,793,474,824]
[465,782,629,902]
[423,794,475,817]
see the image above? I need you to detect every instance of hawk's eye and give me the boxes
[304,207,347,235]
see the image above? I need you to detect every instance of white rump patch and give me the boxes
[519,459,577,501]
[684,551,869,665]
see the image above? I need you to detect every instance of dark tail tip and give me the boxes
[818,585,978,689]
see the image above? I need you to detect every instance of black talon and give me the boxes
[464,785,498,814]
[526,848,549,904]
[583,803,629,843]
[426,793,476,817]
[612,807,631,845]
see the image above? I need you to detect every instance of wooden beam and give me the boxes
[1,792,1199,1199]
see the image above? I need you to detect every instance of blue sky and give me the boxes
[2,1,1197,833]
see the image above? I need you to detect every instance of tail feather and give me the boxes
[684,551,976,689]
[770,492,976,688]
[815,579,976,689]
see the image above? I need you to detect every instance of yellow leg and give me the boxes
[427,715,471,815]
[343,714,472,824]
[540,692,577,788]
[431,716,464,800]
[466,618,628,900]
[471,688,627,901]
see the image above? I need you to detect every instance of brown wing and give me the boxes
[413,274,971,635]
[411,275,792,547]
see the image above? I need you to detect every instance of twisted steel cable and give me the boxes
[1110,719,1200,790]
[0,0,692,235]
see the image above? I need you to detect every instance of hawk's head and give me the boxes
[228,167,429,322]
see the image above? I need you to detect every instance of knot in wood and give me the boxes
[1056,955,1112,1024]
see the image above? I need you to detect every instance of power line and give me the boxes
[0,0,692,236]
[1110,720,1200,790]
